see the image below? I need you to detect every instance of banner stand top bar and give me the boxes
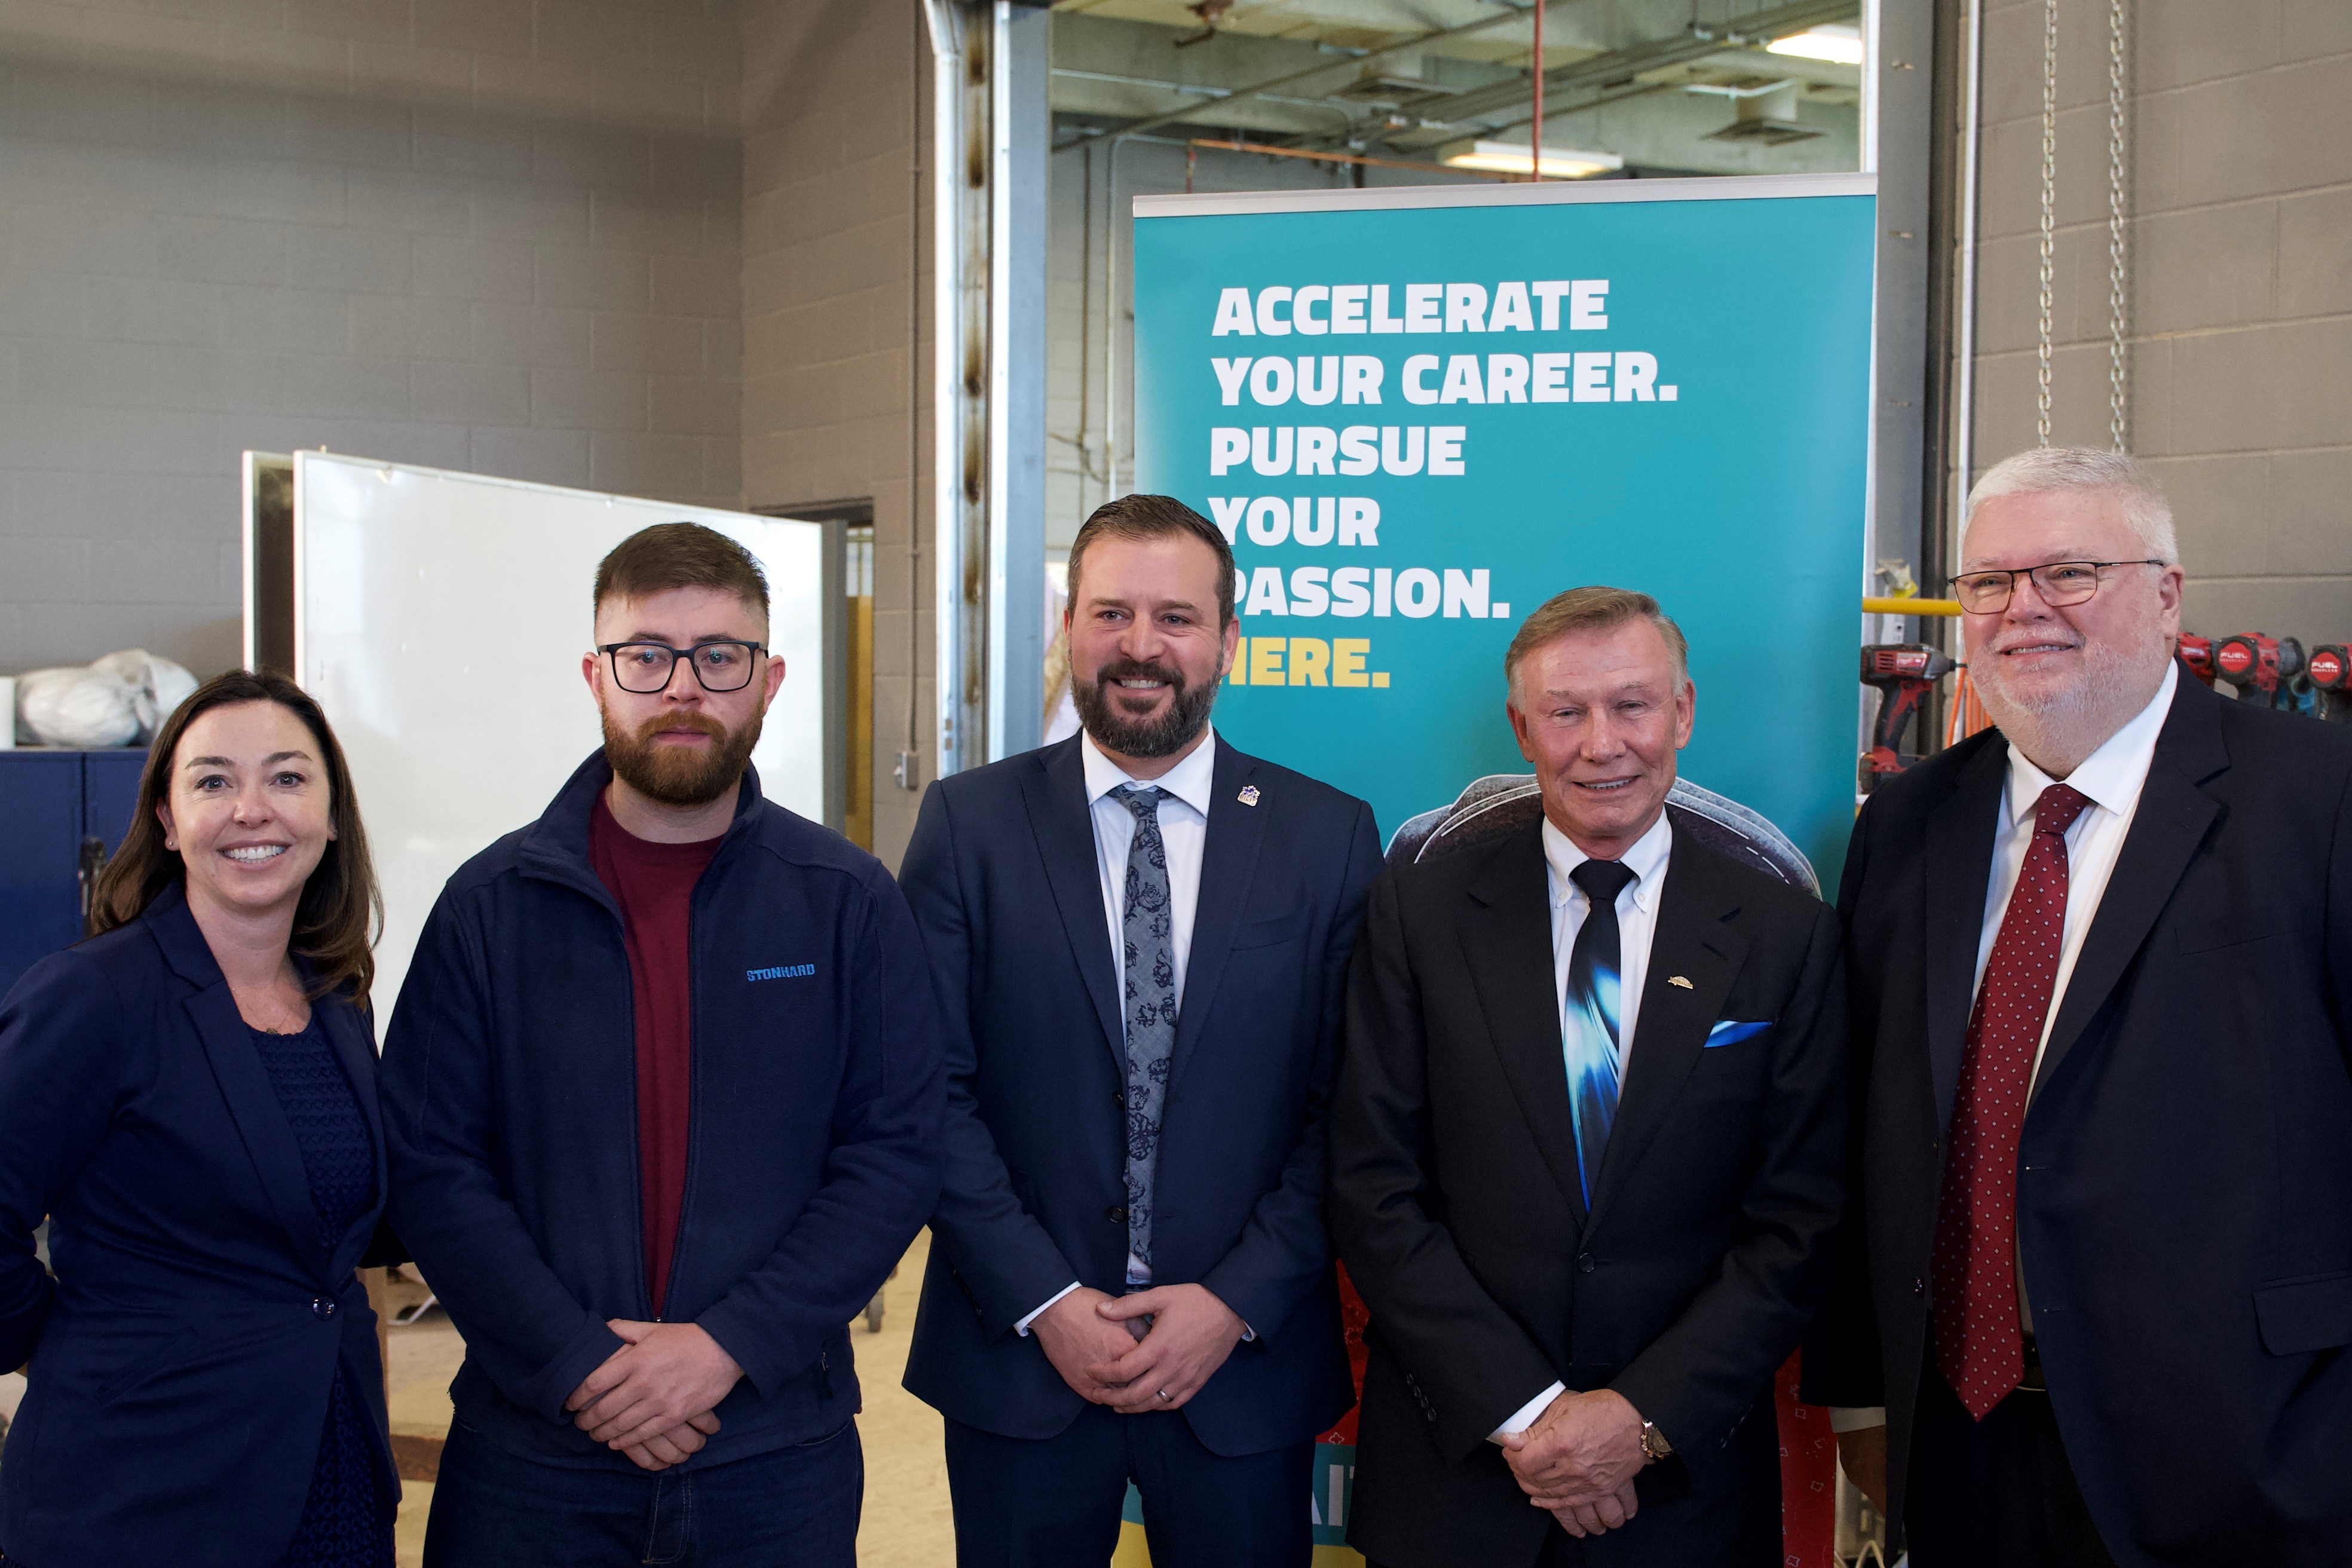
[1134,169,1876,220]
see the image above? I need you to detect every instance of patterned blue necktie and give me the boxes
[1111,784,1178,1287]
[1564,858,1636,1210]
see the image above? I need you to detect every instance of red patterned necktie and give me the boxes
[1933,781,2093,1419]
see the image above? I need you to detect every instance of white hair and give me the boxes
[1962,447,2178,562]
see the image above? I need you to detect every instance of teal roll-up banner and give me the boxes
[1131,174,1876,889]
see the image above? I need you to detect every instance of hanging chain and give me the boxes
[2036,0,2058,447]
[2105,0,2129,451]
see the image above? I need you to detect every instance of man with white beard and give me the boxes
[1803,448,2352,1568]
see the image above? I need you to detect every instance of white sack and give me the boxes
[16,665,142,748]
[13,649,200,748]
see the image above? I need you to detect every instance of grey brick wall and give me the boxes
[0,0,742,678]
[740,0,927,868]
[1968,0,2352,644]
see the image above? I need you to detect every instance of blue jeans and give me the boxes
[422,1414,862,1568]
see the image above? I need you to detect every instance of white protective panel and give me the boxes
[292,452,825,1019]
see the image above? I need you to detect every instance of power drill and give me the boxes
[2307,644,2352,724]
[2215,633,2305,713]
[2176,633,2216,688]
[1860,643,1958,792]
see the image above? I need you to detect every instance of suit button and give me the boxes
[1425,1408,1437,1423]
[1578,1254,1595,1275]
[1912,1278,1927,1297]
[311,1296,335,1319]
[1107,1206,1126,1224]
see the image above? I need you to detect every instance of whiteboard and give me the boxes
[289,452,825,1021]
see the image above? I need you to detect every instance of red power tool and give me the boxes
[1860,643,1959,791]
[2176,633,2216,688]
[2215,633,2305,712]
[2307,644,2352,724]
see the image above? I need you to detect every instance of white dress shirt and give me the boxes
[1015,728,1219,1336]
[1978,662,2176,1088]
[1829,663,2178,1436]
[1492,809,1674,1441]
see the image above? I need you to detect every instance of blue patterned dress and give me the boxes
[247,1017,393,1568]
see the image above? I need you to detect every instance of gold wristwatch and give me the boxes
[1640,1420,1674,1462]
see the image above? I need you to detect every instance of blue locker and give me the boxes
[0,752,88,1001]
[84,749,149,856]
[0,749,153,1002]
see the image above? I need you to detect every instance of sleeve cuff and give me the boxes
[527,1320,630,1426]
[1015,1281,1082,1337]
[1829,1406,1886,1434]
[1488,1381,1566,1444]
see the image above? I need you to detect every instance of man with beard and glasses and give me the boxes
[897,494,1384,1568]
[379,523,942,1567]
[1805,448,2352,1567]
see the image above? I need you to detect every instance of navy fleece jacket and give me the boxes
[379,753,943,1470]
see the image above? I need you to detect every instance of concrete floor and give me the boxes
[386,1231,957,1567]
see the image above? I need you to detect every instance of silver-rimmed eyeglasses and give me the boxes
[1946,559,2167,614]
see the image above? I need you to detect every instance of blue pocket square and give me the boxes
[1705,1020,1771,1048]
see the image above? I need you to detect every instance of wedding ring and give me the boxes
[1156,1388,1171,1402]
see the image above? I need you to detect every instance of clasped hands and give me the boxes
[563,1319,744,1472]
[1032,1284,1247,1414]
[1501,1388,1651,1538]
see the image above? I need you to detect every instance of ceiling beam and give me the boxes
[1312,0,1861,149]
[1055,0,1568,152]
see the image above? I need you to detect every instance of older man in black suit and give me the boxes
[1331,586,1847,1568]
[1806,448,2352,1567]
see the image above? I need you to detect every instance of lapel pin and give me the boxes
[1668,975,1694,990]
[1237,785,1261,806]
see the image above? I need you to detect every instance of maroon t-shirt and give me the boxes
[589,791,722,1318]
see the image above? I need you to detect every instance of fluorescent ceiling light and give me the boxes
[1441,139,1623,179]
[1766,24,1864,65]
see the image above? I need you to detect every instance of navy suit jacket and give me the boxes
[1805,675,2352,1566]
[898,734,1383,1457]
[0,884,394,1568]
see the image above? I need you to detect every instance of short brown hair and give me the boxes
[1065,495,1237,626]
[91,670,384,1007]
[594,522,769,620]
[1505,586,1690,693]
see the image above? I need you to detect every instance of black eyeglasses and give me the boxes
[1946,559,2167,614]
[599,641,766,694]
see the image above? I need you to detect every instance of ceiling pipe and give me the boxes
[1059,0,1565,152]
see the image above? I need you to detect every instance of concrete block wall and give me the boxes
[1968,0,2352,642]
[740,0,927,867]
[0,0,743,679]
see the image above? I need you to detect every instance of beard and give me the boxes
[1070,654,1218,760]
[601,705,763,807]
[1971,622,2170,767]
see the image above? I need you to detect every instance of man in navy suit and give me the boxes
[899,494,1383,1568]
[1806,448,2352,1566]
[1330,587,1847,1568]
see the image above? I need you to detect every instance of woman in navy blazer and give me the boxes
[0,670,397,1568]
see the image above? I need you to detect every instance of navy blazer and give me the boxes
[379,754,944,1472]
[898,733,1383,1457]
[0,884,394,1568]
[1805,676,2352,1565]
